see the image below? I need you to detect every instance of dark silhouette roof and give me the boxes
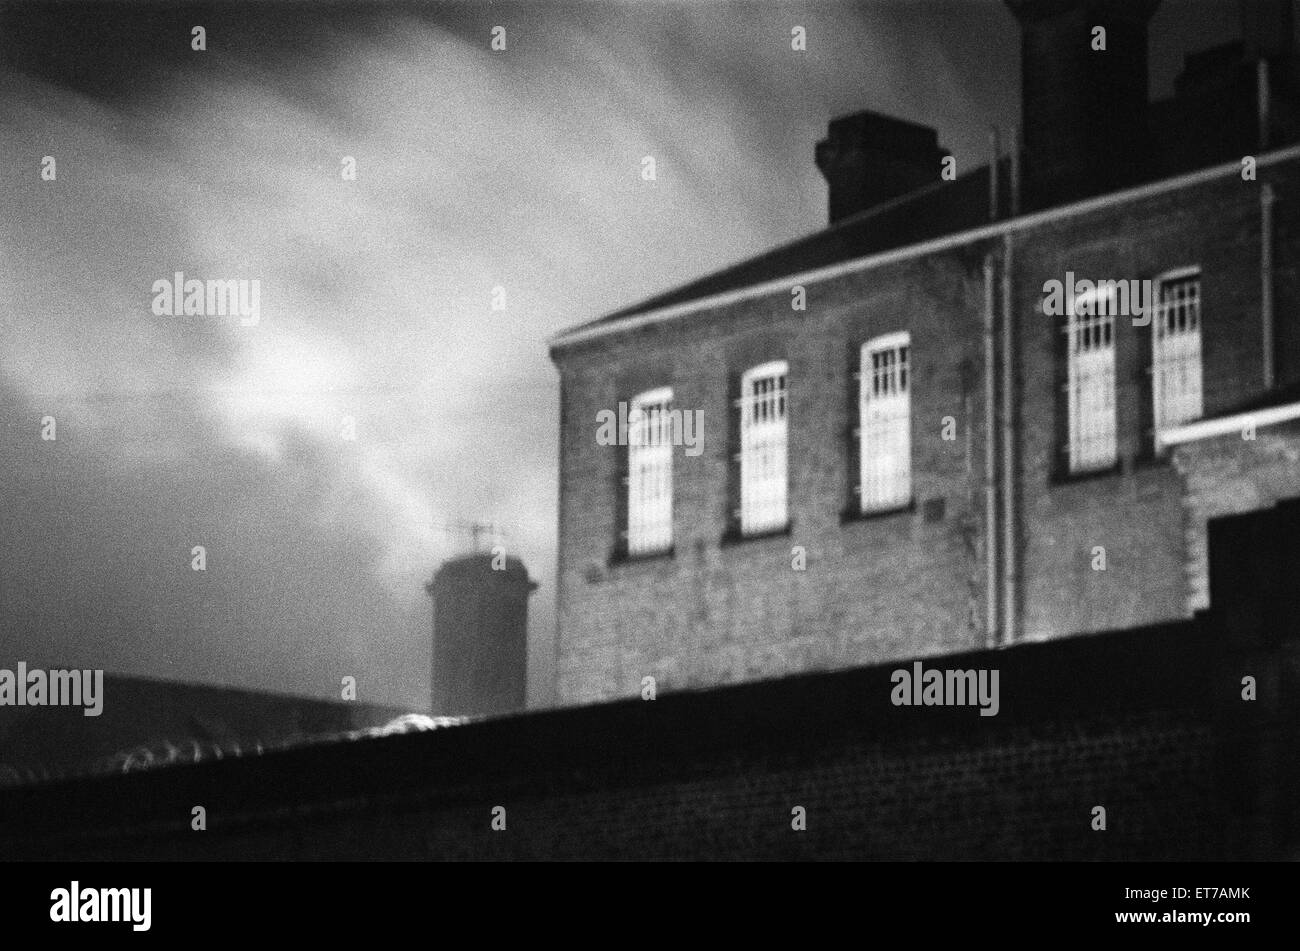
[561,157,1010,341]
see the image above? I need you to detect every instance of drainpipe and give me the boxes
[1258,58,1271,152]
[964,380,978,640]
[989,127,1001,221]
[1009,126,1021,217]
[1262,182,1276,390]
[1001,233,1017,645]
[983,254,999,646]
[1000,127,1022,645]
[1258,58,1276,390]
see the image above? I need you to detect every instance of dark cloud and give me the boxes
[0,1,1235,709]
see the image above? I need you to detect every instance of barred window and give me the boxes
[1066,287,1117,473]
[736,361,788,535]
[625,386,674,556]
[858,332,911,511]
[1152,269,1203,447]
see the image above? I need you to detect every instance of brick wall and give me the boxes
[1011,173,1262,643]
[1174,420,1300,613]
[3,502,1295,861]
[552,155,1300,705]
[555,253,987,705]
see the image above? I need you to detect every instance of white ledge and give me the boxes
[1161,401,1300,446]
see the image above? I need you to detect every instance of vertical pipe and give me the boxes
[963,384,978,640]
[989,127,1001,221]
[1001,234,1017,645]
[983,254,999,646]
[1009,126,1021,217]
[1262,182,1276,389]
[1258,58,1271,152]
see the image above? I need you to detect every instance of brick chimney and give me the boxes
[815,111,948,224]
[1005,0,1161,208]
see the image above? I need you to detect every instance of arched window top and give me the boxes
[630,386,672,408]
[1153,265,1201,284]
[862,330,910,354]
[741,359,788,387]
[1067,284,1118,319]
[860,332,910,400]
[737,360,788,423]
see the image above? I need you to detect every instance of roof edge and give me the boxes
[550,144,1300,355]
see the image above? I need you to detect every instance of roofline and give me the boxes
[550,144,1300,354]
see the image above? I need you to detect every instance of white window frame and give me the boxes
[1066,285,1118,473]
[736,360,788,536]
[1151,266,1203,451]
[858,331,912,512]
[625,386,674,556]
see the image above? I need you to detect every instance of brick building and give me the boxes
[548,0,1300,705]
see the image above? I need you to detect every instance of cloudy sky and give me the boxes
[0,1,1238,710]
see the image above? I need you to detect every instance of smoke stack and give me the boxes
[426,552,536,717]
[815,111,948,224]
[1005,0,1161,207]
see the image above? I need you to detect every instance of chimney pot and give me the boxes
[815,111,948,224]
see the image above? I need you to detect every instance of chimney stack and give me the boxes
[426,552,536,717]
[1005,0,1161,207]
[815,111,948,224]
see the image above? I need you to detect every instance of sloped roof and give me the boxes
[560,158,1008,344]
